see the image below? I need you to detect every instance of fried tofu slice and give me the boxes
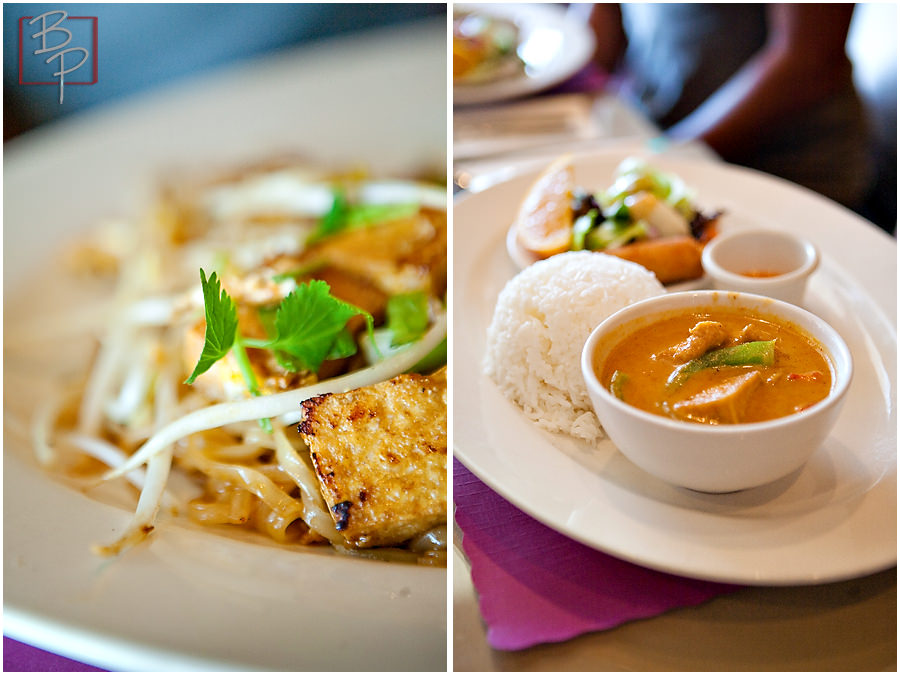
[297,368,447,548]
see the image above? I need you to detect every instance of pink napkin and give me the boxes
[454,458,741,650]
[3,637,104,672]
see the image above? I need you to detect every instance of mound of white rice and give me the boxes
[483,251,665,443]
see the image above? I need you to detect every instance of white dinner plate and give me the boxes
[453,3,595,106]
[454,149,897,586]
[4,19,447,671]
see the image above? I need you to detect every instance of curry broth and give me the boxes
[596,308,833,424]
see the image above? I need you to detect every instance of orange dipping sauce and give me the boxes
[740,269,783,278]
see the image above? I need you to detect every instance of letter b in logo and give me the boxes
[19,11,98,103]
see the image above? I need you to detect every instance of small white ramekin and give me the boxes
[701,229,819,306]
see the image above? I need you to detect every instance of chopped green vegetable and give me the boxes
[307,188,350,245]
[344,202,419,228]
[610,370,629,400]
[271,260,328,282]
[385,291,430,346]
[604,200,631,222]
[603,172,663,207]
[306,187,419,245]
[230,332,272,433]
[359,290,445,372]
[584,219,649,251]
[184,270,238,385]
[572,209,599,251]
[363,331,445,373]
[666,340,776,390]
[670,192,694,221]
[584,221,618,251]
[601,159,696,220]
[610,220,649,249]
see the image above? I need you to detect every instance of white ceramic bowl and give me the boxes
[701,229,819,306]
[581,290,852,493]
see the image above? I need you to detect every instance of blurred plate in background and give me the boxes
[454,3,595,106]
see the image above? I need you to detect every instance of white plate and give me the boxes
[453,149,897,586]
[3,20,447,672]
[453,3,595,106]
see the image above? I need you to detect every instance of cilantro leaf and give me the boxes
[385,291,430,346]
[262,280,372,373]
[184,270,371,391]
[325,326,360,361]
[184,269,238,384]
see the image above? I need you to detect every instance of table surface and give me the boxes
[453,549,897,671]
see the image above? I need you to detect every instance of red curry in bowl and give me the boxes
[595,306,832,425]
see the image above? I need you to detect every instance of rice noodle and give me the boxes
[182,446,304,520]
[189,488,253,524]
[272,427,342,544]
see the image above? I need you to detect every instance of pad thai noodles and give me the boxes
[22,157,448,565]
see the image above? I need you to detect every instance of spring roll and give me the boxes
[603,235,704,284]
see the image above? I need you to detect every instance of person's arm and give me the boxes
[666,4,856,161]
[584,3,627,73]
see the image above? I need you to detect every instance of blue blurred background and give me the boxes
[4,3,445,140]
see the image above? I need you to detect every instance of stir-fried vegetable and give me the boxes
[602,157,696,221]
[570,158,709,254]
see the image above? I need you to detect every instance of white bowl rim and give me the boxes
[701,228,819,286]
[581,290,853,433]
